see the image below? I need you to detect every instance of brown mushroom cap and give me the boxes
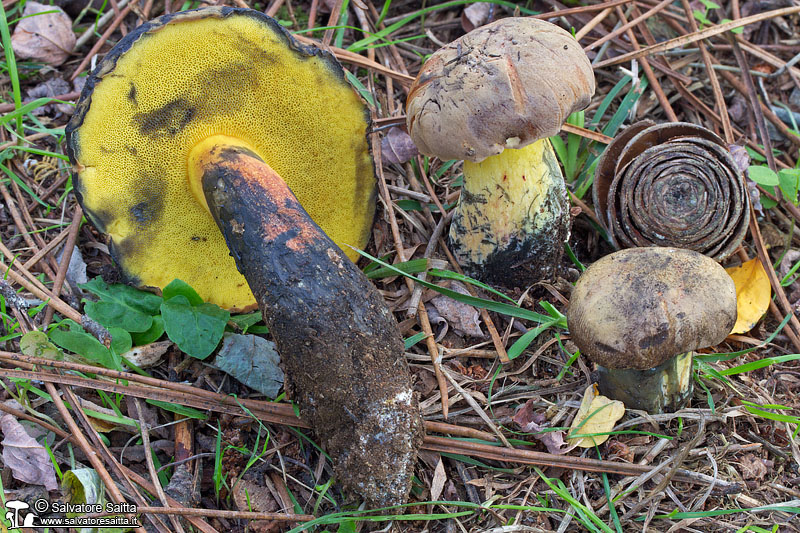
[567,248,737,370]
[406,17,595,162]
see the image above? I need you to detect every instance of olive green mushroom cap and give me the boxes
[405,17,595,163]
[567,248,737,370]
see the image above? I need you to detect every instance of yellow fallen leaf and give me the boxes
[567,385,625,448]
[725,258,771,334]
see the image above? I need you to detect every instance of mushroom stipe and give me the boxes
[199,140,423,506]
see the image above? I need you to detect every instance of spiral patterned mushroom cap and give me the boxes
[405,17,595,163]
[593,121,749,261]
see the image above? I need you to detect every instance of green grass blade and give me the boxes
[719,354,800,375]
[347,1,536,51]
[0,1,23,136]
[352,248,556,323]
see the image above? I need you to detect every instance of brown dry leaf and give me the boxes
[0,414,58,490]
[11,2,76,66]
[512,399,575,455]
[231,478,280,533]
[429,281,484,338]
[381,127,418,165]
[605,440,635,462]
[738,453,773,480]
[430,457,446,501]
[461,2,491,32]
[232,478,278,512]
[567,385,625,448]
[122,340,172,368]
[726,258,771,334]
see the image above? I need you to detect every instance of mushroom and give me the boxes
[567,247,737,413]
[66,7,422,506]
[406,17,595,287]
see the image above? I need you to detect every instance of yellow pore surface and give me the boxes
[72,11,375,310]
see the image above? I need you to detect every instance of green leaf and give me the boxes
[19,330,62,360]
[366,258,430,279]
[131,315,165,345]
[507,320,559,360]
[229,312,265,334]
[748,165,780,186]
[404,332,427,349]
[778,168,800,205]
[80,277,162,314]
[760,193,778,210]
[355,249,557,323]
[720,18,744,33]
[49,320,130,370]
[146,399,208,419]
[162,279,204,306]
[699,0,720,8]
[161,295,229,359]
[84,300,153,332]
[79,278,162,332]
[745,146,767,162]
[693,9,712,26]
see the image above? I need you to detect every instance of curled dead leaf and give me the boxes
[725,258,771,334]
[429,281,484,338]
[738,453,773,481]
[11,2,76,66]
[567,385,625,448]
[512,399,575,455]
[381,127,419,165]
[461,2,491,32]
[122,340,172,368]
[0,414,58,490]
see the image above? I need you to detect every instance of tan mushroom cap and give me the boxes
[406,17,595,163]
[567,248,737,370]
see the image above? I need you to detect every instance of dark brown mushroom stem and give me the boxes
[192,138,423,506]
[595,352,694,413]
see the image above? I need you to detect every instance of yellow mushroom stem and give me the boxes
[448,137,571,286]
[187,135,261,214]
[595,351,694,413]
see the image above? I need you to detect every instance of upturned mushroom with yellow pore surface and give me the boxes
[406,17,595,287]
[567,248,737,413]
[66,7,376,312]
[66,7,423,506]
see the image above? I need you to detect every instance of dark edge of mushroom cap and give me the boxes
[567,247,737,370]
[65,6,376,293]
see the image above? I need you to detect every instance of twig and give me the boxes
[133,399,185,533]
[70,4,134,81]
[43,206,83,326]
[586,0,672,52]
[442,366,512,448]
[594,6,800,69]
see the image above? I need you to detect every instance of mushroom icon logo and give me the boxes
[4,500,37,529]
